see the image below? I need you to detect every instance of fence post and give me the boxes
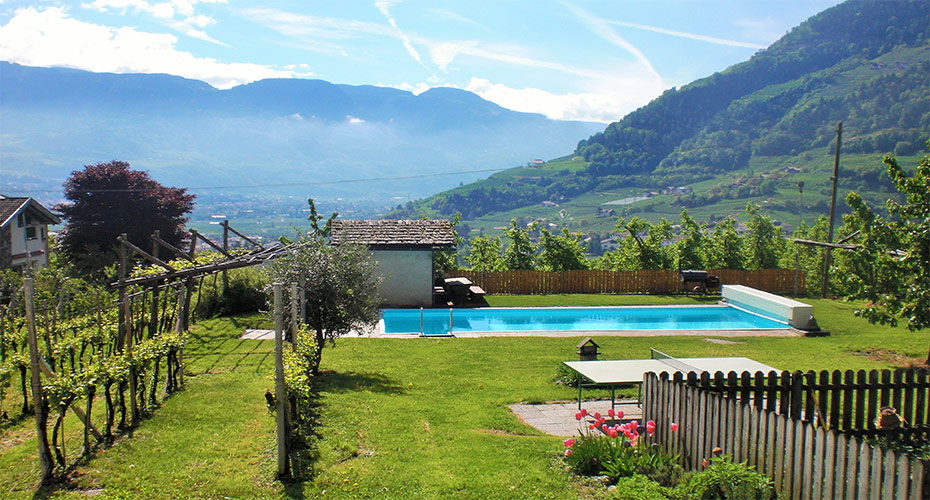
[174,286,186,388]
[290,282,298,352]
[273,283,289,477]
[24,278,54,482]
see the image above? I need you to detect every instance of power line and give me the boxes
[2,167,505,194]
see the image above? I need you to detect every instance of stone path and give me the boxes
[510,400,644,437]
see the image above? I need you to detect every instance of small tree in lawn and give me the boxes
[840,151,930,363]
[267,237,381,374]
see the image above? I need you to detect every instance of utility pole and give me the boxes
[795,181,804,298]
[822,122,842,299]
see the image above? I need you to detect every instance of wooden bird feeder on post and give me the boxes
[577,337,600,361]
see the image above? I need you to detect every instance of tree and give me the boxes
[743,203,783,269]
[55,161,195,276]
[503,218,537,270]
[466,236,505,272]
[433,213,463,278]
[537,228,588,271]
[704,217,744,270]
[676,209,706,270]
[267,238,381,374]
[841,151,930,362]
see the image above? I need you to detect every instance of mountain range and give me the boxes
[0,63,601,201]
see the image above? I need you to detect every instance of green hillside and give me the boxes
[388,0,929,242]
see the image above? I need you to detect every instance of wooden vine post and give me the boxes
[273,283,289,477]
[118,233,139,428]
[24,278,54,481]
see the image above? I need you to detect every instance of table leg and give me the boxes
[577,377,582,410]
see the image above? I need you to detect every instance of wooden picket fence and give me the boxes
[642,370,929,499]
[448,268,803,295]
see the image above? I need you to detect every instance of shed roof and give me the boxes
[0,196,61,228]
[330,219,455,247]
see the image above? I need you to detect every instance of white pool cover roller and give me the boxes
[722,285,816,330]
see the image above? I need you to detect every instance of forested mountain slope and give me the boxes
[395,0,928,224]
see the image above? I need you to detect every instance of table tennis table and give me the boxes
[562,349,780,410]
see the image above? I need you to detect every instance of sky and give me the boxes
[0,0,844,123]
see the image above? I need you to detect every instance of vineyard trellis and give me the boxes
[0,222,299,483]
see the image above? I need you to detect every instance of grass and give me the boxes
[0,294,927,498]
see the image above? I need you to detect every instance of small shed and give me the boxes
[330,219,455,307]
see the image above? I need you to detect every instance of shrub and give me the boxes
[194,267,268,319]
[673,456,774,500]
[610,475,671,499]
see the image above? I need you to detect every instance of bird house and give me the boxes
[576,338,600,361]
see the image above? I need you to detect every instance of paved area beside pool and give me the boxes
[509,400,644,437]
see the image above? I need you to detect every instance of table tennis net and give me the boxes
[650,348,704,375]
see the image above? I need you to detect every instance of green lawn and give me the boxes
[0,295,926,498]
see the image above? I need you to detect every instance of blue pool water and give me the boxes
[381,305,788,336]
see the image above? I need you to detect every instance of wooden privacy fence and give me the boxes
[673,368,930,443]
[448,268,803,295]
[643,370,929,499]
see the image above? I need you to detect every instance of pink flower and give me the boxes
[601,424,609,433]
[563,438,575,448]
[646,420,656,429]
[670,422,679,432]
[607,429,618,438]
[607,408,615,418]
[565,449,573,456]
[575,412,583,421]
[630,421,639,431]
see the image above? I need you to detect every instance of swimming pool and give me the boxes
[380,305,788,336]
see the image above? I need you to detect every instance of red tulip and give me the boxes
[617,411,624,419]
[565,449,573,456]
[580,408,588,417]
[607,408,615,418]
[670,422,679,432]
[593,412,601,420]
[575,412,583,421]
[563,438,574,448]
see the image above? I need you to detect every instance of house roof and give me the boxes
[329,219,455,247]
[0,196,61,228]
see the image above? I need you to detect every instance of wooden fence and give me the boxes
[673,368,930,443]
[447,268,804,295]
[643,370,929,499]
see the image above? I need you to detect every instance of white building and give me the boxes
[0,196,61,271]
[329,219,455,307]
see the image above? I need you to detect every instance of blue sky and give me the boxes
[0,0,842,123]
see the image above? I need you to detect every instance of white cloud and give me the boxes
[385,81,431,95]
[0,7,294,88]
[561,2,662,83]
[607,20,766,49]
[83,0,228,44]
[346,115,365,124]
[374,0,430,72]
[465,77,663,123]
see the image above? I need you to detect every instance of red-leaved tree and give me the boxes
[55,161,195,277]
